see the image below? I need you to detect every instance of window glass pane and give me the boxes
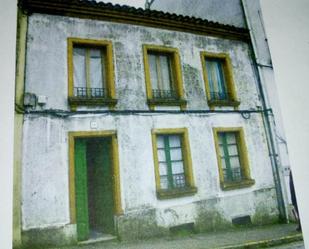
[228,144,238,156]
[169,135,181,148]
[159,162,168,176]
[231,167,242,181]
[157,148,166,162]
[170,148,183,161]
[226,132,236,144]
[216,61,227,96]
[229,156,241,169]
[73,47,86,89]
[156,135,165,149]
[171,161,184,174]
[206,59,227,100]
[206,60,218,93]
[160,175,168,189]
[89,48,105,90]
[159,54,172,91]
[149,54,159,90]
[173,173,186,188]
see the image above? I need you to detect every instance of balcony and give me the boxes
[223,167,242,182]
[210,91,229,101]
[74,87,106,98]
[147,89,187,109]
[152,89,178,100]
[208,91,240,108]
[68,87,117,107]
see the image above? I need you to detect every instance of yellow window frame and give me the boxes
[213,127,255,190]
[67,38,117,108]
[143,45,187,110]
[151,128,197,199]
[200,52,240,109]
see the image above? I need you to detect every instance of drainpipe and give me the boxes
[240,0,288,222]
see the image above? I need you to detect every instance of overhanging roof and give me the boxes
[18,0,250,41]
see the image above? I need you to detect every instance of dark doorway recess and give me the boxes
[75,137,115,241]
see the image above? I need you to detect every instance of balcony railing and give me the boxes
[210,91,229,101]
[172,173,186,188]
[223,167,242,182]
[74,87,106,98]
[152,89,178,100]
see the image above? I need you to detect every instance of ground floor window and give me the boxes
[213,127,255,190]
[151,128,197,199]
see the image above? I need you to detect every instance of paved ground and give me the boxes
[52,223,303,249]
[269,241,304,249]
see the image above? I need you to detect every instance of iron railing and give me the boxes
[172,173,186,188]
[152,89,177,99]
[74,87,106,98]
[210,91,230,101]
[223,167,242,182]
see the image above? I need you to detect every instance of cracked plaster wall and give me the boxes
[21,13,278,234]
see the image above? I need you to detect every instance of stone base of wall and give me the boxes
[21,224,76,249]
[20,188,280,248]
[116,208,169,241]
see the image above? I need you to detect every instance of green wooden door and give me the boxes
[87,139,115,234]
[99,139,115,234]
[74,139,89,241]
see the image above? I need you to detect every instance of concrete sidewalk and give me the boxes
[52,223,303,249]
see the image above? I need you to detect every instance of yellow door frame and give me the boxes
[68,130,123,224]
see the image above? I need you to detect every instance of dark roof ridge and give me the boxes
[18,0,250,41]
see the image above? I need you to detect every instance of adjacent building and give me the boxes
[13,0,289,247]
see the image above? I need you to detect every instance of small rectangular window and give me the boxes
[143,45,187,110]
[148,53,176,99]
[73,46,107,98]
[205,58,228,101]
[157,135,186,189]
[213,128,255,190]
[217,132,242,182]
[201,52,240,108]
[68,38,117,108]
[152,128,197,199]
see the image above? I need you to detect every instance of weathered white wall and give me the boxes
[22,113,275,229]
[152,0,291,206]
[25,14,259,111]
[22,13,277,232]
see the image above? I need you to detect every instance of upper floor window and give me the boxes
[213,127,255,190]
[201,52,240,109]
[152,128,197,199]
[143,45,186,110]
[68,38,117,108]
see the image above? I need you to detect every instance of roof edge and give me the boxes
[18,0,250,42]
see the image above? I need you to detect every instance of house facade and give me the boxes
[151,0,291,214]
[15,0,283,247]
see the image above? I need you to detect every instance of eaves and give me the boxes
[18,0,251,42]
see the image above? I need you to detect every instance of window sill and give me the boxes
[156,186,197,199]
[208,99,240,107]
[68,97,117,107]
[220,178,255,191]
[147,98,187,107]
